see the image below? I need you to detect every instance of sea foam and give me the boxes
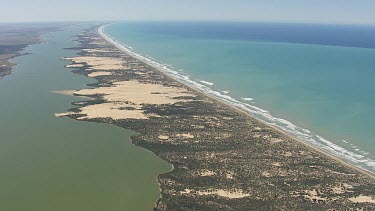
[242,97,254,101]
[200,80,214,86]
[99,25,375,173]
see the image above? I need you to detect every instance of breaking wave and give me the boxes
[242,97,254,101]
[199,80,214,86]
[99,24,375,173]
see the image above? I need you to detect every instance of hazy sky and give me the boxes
[1,0,375,25]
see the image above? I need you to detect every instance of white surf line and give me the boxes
[200,80,214,86]
[242,97,254,101]
[98,24,375,172]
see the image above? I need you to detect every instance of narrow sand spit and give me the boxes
[66,64,84,68]
[51,90,77,96]
[51,90,92,99]
[54,112,74,117]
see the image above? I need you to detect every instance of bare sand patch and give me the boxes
[253,127,262,132]
[177,133,195,138]
[262,172,271,177]
[159,135,169,140]
[271,138,284,144]
[76,102,149,120]
[331,183,354,194]
[181,189,250,199]
[134,71,149,75]
[349,195,375,203]
[331,187,345,194]
[75,80,195,105]
[226,171,234,179]
[88,71,113,77]
[222,117,233,120]
[343,183,354,189]
[271,162,282,167]
[198,170,215,177]
[283,152,293,157]
[64,56,126,70]
[304,189,328,202]
[56,80,195,121]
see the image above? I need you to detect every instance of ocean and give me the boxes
[103,21,375,173]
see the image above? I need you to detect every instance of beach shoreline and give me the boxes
[98,25,375,180]
[58,24,375,210]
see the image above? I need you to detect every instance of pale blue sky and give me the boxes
[1,0,375,24]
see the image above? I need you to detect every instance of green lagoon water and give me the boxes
[0,26,171,210]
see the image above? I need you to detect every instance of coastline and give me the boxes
[0,49,27,79]
[99,24,375,174]
[59,24,375,210]
[0,24,59,79]
[98,25,375,179]
[0,25,173,211]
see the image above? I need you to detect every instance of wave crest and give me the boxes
[99,24,375,173]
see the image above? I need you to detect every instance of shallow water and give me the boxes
[104,22,375,172]
[0,25,171,211]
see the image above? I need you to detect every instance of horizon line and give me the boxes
[0,19,375,27]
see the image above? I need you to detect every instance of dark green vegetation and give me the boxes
[63,26,375,210]
[0,24,59,78]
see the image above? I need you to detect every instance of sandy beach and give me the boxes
[97,25,375,180]
[56,25,375,210]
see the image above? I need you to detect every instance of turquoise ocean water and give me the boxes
[103,22,375,173]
